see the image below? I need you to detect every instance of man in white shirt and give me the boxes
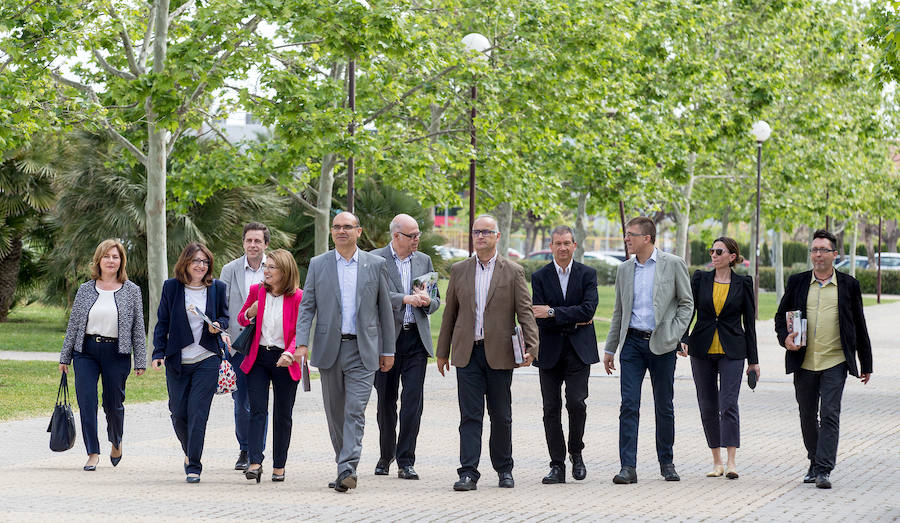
[219,222,269,471]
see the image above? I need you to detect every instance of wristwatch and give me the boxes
[547,308,555,318]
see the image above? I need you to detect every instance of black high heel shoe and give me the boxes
[110,444,122,467]
[245,465,263,483]
[272,471,285,482]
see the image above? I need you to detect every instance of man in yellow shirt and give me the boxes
[775,229,873,490]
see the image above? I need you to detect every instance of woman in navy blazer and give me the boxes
[152,242,228,484]
[681,237,759,480]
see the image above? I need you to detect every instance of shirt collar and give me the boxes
[336,248,359,264]
[244,253,266,271]
[554,258,573,275]
[477,251,498,270]
[389,242,411,262]
[810,271,836,286]
[634,248,658,267]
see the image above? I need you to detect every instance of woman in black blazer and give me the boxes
[151,243,228,484]
[681,237,759,480]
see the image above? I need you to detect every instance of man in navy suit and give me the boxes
[531,225,599,484]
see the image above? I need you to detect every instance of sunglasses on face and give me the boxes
[708,248,727,256]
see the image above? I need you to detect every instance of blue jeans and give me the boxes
[166,356,219,475]
[73,337,131,455]
[618,333,676,468]
[227,351,266,452]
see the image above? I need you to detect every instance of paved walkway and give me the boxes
[1,302,899,522]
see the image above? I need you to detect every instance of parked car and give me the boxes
[507,247,523,259]
[584,251,624,266]
[526,249,553,260]
[835,252,900,271]
[435,245,469,260]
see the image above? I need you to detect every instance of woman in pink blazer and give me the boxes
[237,249,305,483]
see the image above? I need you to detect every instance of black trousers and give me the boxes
[374,327,428,467]
[166,356,219,475]
[72,336,131,455]
[794,362,848,473]
[456,343,513,481]
[246,348,299,469]
[539,338,590,468]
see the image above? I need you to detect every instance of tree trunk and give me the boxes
[773,229,784,301]
[145,0,171,346]
[748,216,757,285]
[673,152,695,260]
[720,208,729,238]
[495,201,512,258]
[863,218,875,266]
[0,236,23,322]
[883,219,899,252]
[314,153,337,254]
[574,192,588,263]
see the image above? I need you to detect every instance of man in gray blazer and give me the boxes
[370,214,441,480]
[603,216,693,485]
[219,222,269,471]
[297,211,395,492]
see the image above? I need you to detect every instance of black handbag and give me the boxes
[47,373,77,452]
[231,321,256,355]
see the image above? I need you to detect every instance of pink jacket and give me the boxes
[238,283,303,381]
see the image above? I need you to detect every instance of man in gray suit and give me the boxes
[219,222,269,471]
[297,211,395,492]
[371,214,441,480]
[603,216,693,484]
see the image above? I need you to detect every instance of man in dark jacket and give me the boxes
[531,225,599,484]
[775,229,873,490]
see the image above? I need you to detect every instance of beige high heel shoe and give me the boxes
[706,465,724,477]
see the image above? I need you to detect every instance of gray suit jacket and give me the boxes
[297,249,396,371]
[604,250,694,355]
[370,244,441,356]
[220,255,255,342]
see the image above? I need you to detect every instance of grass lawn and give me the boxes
[0,360,170,421]
[0,303,68,352]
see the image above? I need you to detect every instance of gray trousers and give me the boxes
[319,339,376,475]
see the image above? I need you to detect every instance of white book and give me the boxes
[511,325,525,364]
[786,310,807,347]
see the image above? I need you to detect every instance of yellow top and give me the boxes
[802,273,845,371]
[707,281,729,355]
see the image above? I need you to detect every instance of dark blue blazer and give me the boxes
[152,278,228,373]
[531,260,600,369]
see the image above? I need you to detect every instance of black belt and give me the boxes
[341,334,357,341]
[259,344,283,351]
[627,328,652,340]
[86,335,118,344]
[473,339,485,348]
[401,323,416,331]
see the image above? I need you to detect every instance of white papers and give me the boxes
[511,325,526,364]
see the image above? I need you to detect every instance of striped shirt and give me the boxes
[390,243,415,325]
[474,252,498,341]
[336,249,359,335]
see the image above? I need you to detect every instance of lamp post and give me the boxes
[750,120,771,318]
[462,32,490,256]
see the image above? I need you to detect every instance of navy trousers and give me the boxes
[456,343,514,481]
[227,351,266,452]
[246,348,299,469]
[73,336,131,455]
[166,356,219,475]
[690,355,744,448]
[375,327,428,468]
[618,333,676,468]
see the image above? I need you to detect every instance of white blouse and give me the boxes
[85,288,118,338]
[258,292,285,349]
[181,286,212,363]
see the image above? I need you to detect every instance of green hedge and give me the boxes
[690,265,900,294]
[689,239,810,267]
[518,258,618,285]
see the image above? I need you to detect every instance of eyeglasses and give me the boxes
[264,264,279,271]
[332,224,358,232]
[472,229,498,238]
[809,248,836,254]
[552,241,574,248]
[625,231,647,238]
[397,231,421,240]
[191,258,210,267]
[708,248,726,256]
